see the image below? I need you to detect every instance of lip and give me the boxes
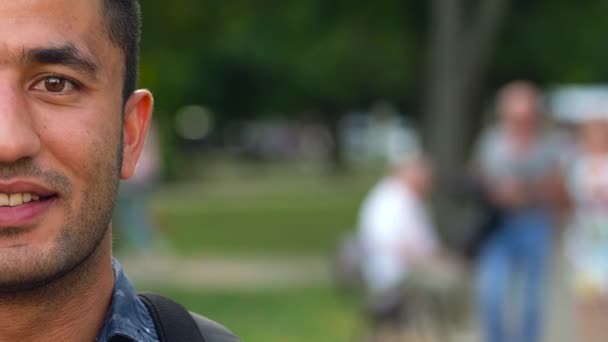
[0,180,56,197]
[0,180,58,229]
[0,198,57,228]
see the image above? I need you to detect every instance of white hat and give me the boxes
[549,85,608,123]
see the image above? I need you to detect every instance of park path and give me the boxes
[119,252,330,290]
[120,251,575,342]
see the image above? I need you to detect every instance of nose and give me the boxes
[0,82,41,164]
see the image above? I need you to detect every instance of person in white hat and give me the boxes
[562,103,608,342]
[357,133,454,340]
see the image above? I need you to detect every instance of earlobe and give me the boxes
[120,89,154,180]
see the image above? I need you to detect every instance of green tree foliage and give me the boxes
[493,0,608,84]
[141,1,422,116]
[139,0,608,176]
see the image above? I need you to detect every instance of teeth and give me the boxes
[0,193,42,207]
[9,194,22,207]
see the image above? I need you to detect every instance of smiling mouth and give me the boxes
[0,193,56,208]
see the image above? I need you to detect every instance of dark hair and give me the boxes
[102,0,142,103]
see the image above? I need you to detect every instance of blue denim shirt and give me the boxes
[96,260,159,342]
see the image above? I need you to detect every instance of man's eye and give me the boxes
[32,76,77,94]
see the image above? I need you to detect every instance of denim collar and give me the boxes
[96,259,159,342]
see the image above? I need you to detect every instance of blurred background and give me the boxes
[114,1,608,341]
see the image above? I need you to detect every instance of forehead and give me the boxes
[0,0,118,68]
[501,89,538,104]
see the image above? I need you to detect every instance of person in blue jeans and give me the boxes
[478,209,552,342]
[474,81,562,342]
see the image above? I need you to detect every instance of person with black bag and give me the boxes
[473,81,561,342]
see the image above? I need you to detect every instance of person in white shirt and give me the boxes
[358,150,444,341]
[359,155,438,295]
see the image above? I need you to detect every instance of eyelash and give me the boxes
[33,74,83,93]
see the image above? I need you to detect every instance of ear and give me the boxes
[120,89,154,180]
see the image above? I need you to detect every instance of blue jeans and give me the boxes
[477,208,552,342]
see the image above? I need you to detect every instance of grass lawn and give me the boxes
[148,164,382,255]
[139,286,364,342]
[125,162,381,341]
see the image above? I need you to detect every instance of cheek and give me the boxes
[36,108,122,190]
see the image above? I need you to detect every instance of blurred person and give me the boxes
[564,118,608,342]
[475,81,561,342]
[358,148,458,340]
[0,1,238,341]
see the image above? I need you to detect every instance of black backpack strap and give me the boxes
[138,293,240,342]
[189,313,240,342]
[138,293,205,342]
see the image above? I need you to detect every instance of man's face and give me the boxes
[409,159,433,198]
[0,0,144,291]
[396,157,433,199]
[499,87,541,137]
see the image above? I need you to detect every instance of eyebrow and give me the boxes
[23,44,99,79]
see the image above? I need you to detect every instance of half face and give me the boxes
[0,0,145,291]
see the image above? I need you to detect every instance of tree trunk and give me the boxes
[423,0,509,239]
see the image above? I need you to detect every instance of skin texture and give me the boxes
[0,0,153,341]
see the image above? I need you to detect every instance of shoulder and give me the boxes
[189,312,241,342]
[369,178,403,200]
[137,292,240,342]
[474,126,502,163]
[359,179,414,232]
[477,126,501,147]
[361,179,405,213]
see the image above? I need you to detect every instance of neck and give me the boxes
[0,230,114,342]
